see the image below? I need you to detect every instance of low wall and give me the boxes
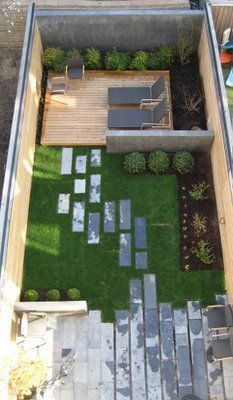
[106,130,214,153]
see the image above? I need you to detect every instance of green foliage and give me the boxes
[177,30,194,65]
[192,240,216,264]
[172,151,194,174]
[105,48,131,71]
[85,47,102,70]
[67,288,81,300]
[189,181,210,201]
[148,150,170,175]
[148,46,176,70]
[47,289,61,301]
[130,50,149,71]
[192,213,207,236]
[24,289,39,302]
[43,48,66,73]
[124,152,146,174]
[66,48,82,60]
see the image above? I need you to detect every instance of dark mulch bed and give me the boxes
[178,153,223,271]
[36,67,47,144]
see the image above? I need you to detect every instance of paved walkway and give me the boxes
[36,275,233,400]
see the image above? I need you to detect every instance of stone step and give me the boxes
[115,310,130,400]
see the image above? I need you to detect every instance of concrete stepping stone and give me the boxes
[215,293,228,305]
[101,324,114,399]
[135,252,147,269]
[159,306,175,361]
[119,200,131,230]
[88,213,100,244]
[90,174,101,203]
[135,217,147,249]
[130,279,142,305]
[161,359,178,400]
[74,178,86,194]
[104,202,115,233]
[187,300,201,320]
[61,147,73,174]
[72,201,85,232]
[58,194,70,214]
[75,155,87,174]
[119,234,131,267]
[115,310,130,400]
[88,311,101,392]
[91,149,101,167]
[144,274,157,309]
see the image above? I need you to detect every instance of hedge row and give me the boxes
[24,288,81,301]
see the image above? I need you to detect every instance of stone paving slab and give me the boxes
[176,345,192,387]
[116,310,129,349]
[144,274,157,309]
[161,359,178,400]
[101,323,114,362]
[101,382,114,400]
[120,200,131,230]
[119,234,131,267]
[115,310,130,400]
[91,149,101,167]
[160,320,175,360]
[130,279,142,304]
[88,213,100,244]
[74,178,86,194]
[187,300,201,319]
[58,193,70,214]
[90,174,101,203]
[74,383,87,400]
[134,217,147,249]
[72,202,85,232]
[132,380,146,400]
[160,303,173,321]
[215,294,228,305]
[75,155,87,173]
[61,147,73,175]
[104,202,115,233]
[178,386,193,399]
[135,252,147,269]
[193,379,209,400]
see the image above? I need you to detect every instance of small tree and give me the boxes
[177,25,194,65]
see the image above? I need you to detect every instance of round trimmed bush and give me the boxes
[130,50,149,71]
[148,45,176,70]
[172,151,194,174]
[43,48,66,72]
[47,289,61,301]
[148,150,170,175]
[85,47,102,70]
[124,152,146,174]
[24,289,39,302]
[105,49,130,71]
[67,288,81,301]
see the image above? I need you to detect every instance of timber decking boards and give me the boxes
[41,71,173,146]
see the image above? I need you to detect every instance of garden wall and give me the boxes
[199,20,233,303]
[106,130,214,153]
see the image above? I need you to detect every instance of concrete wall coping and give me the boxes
[14,301,88,315]
[106,130,214,137]
[35,9,204,16]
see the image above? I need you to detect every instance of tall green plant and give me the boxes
[130,50,149,71]
[43,48,66,72]
[85,47,102,70]
[105,48,130,71]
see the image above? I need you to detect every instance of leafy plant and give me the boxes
[66,48,82,60]
[172,151,194,174]
[148,150,170,175]
[130,50,149,71]
[67,288,81,300]
[105,48,130,71]
[148,45,176,70]
[124,152,146,174]
[189,181,210,200]
[24,289,39,302]
[177,29,194,65]
[85,47,102,70]
[43,48,66,72]
[47,289,61,301]
[192,240,216,264]
[192,213,207,236]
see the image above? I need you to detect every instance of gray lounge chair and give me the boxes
[211,330,233,361]
[207,304,233,331]
[66,57,84,79]
[108,76,165,105]
[108,98,167,129]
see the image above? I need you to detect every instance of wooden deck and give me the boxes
[42,71,173,146]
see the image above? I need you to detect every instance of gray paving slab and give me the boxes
[87,350,101,390]
[104,202,115,233]
[160,320,175,360]
[74,178,86,194]
[72,201,85,232]
[101,382,114,400]
[75,316,88,362]
[215,294,228,305]
[145,309,159,345]
[101,323,114,362]
[193,379,209,400]
[74,383,87,400]
[75,155,87,173]
[61,147,73,175]
[130,279,142,304]
[135,252,147,269]
[178,386,193,399]
[134,217,147,249]
[88,213,100,244]
[145,308,161,394]
[88,311,101,349]
[176,346,192,387]
[222,359,233,400]
[144,274,157,309]
[116,310,129,349]
[87,389,101,400]
[187,300,201,319]
[161,359,178,400]
[91,149,101,167]
[58,193,70,214]
[115,310,130,399]
[132,380,146,400]
[90,174,101,203]
[119,234,131,267]
[120,200,131,230]
[160,303,173,321]
[147,386,162,400]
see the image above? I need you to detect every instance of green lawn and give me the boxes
[23,146,225,321]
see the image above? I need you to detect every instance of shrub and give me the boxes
[177,29,194,65]
[24,289,39,302]
[192,213,207,236]
[148,45,176,70]
[66,48,82,60]
[105,48,131,71]
[148,150,170,175]
[67,288,81,300]
[172,151,194,174]
[189,181,210,201]
[130,50,149,71]
[85,47,102,70]
[192,240,216,264]
[124,152,146,174]
[47,289,61,301]
[43,48,66,72]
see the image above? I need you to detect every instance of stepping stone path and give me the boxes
[90,175,101,203]
[74,178,86,194]
[135,217,147,249]
[75,155,87,174]
[135,252,147,269]
[58,194,70,214]
[104,202,115,233]
[72,202,85,232]
[91,149,101,167]
[120,200,131,230]
[119,233,131,267]
[88,213,100,244]
[115,310,130,400]
[61,147,73,175]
